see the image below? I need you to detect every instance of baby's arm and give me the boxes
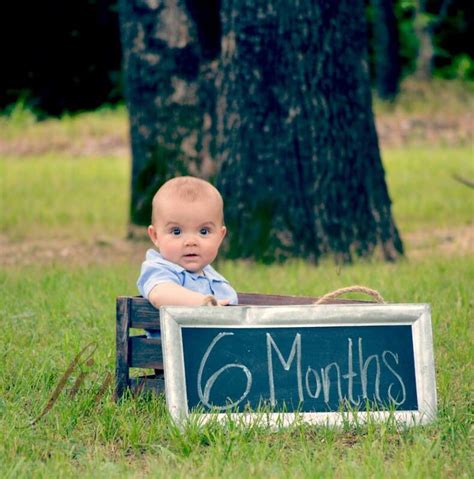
[148,282,230,308]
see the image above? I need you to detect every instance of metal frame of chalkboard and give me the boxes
[160,304,436,427]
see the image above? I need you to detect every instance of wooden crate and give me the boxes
[114,293,365,400]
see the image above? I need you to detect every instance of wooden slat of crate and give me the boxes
[130,375,165,395]
[115,296,131,399]
[238,292,318,305]
[129,335,163,369]
[238,292,372,305]
[128,296,160,329]
[124,293,371,330]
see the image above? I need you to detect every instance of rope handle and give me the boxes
[315,285,385,305]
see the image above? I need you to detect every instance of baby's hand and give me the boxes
[201,295,230,306]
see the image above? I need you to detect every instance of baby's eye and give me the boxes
[170,227,181,236]
[199,227,210,236]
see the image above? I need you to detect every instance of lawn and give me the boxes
[0,83,473,478]
[1,257,472,478]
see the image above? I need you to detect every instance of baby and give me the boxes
[137,176,238,309]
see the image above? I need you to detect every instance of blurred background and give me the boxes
[0,0,472,263]
[1,0,472,116]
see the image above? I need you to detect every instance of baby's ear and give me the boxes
[147,225,159,246]
[220,225,227,239]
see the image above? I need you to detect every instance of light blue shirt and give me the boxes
[137,249,238,305]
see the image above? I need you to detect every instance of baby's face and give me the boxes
[148,195,226,274]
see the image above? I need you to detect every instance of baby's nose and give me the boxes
[184,235,198,246]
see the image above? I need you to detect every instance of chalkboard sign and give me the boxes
[160,304,436,426]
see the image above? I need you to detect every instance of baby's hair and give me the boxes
[151,176,224,224]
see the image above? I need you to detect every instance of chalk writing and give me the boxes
[382,350,407,405]
[187,327,416,412]
[197,332,252,410]
[267,333,303,406]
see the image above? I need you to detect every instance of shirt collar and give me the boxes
[201,264,228,283]
[145,249,228,283]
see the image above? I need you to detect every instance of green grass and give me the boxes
[384,146,474,232]
[0,155,129,240]
[0,257,472,478]
[0,103,127,144]
[1,146,472,240]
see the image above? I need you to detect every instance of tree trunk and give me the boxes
[118,0,220,230]
[216,0,403,262]
[120,0,403,262]
[371,0,401,100]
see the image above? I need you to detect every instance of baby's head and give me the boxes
[147,177,227,273]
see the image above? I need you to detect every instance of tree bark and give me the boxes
[118,0,220,229]
[216,0,403,262]
[120,0,403,262]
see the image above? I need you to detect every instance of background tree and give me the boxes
[413,0,454,80]
[118,0,221,230]
[119,0,403,261]
[370,0,402,100]
[216,0,403,262]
